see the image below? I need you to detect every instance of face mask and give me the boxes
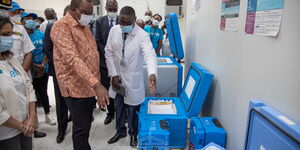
[25,20,38,30]
[152,19,160,26]
[10,15,21,24]
[0,36,13,52]
[79,14,93,26]
[107,12,117,19]
[0,9,9,17]
[48,19,55,24]
[144,15,151,22]
[120,25,133,33]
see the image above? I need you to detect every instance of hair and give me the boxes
[153,14,162,21]
[44,8,56,20]
[0,16,13,57]
[63,5,70,16]
[37,17,45,22]
[70,0,92,9]
[106,0,118,6]
[119,6,135,17]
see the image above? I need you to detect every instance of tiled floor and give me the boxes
[33,77,135,150]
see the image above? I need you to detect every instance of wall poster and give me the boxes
[245,0,285,36]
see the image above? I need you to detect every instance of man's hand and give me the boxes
[149,74,156,95]
[112,76,120,90]
[23,117,35,136]
[94,83,110,109]
[33,64,45,78]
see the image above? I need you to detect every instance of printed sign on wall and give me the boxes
[220,0,241,32]
[245,0,285,36]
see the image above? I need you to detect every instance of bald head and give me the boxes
[44,8,56,20]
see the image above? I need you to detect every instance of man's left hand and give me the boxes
[149,74,156,95]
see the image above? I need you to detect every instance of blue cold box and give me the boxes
[138,62,214,149]
[244,100,300,150]
[189,117,227,150]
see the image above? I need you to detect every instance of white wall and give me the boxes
[185,0,300,149]
[14,0,71,18]
[101,0,165,24]
[14,0,166,21]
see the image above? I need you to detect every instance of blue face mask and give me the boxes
[120,25,134,33]
[25,20,38,30]
[0,36,13,52]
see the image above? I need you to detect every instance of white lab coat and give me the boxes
[105,24,157,106]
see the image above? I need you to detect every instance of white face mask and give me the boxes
[152,19,160,26]
[79,14,93,26]
[10,15,22,24]
[144,15,151,22]
[107,12,117,19]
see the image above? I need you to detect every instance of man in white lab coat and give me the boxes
[105,6,157,148]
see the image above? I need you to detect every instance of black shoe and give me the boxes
[130,136,138,148]
[56,132,65,144]
[108,133,127,144]
[34,130,46,138]
[104,115,114,125]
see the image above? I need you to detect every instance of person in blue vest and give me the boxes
[144,14,164,56]
[21,12,57,126]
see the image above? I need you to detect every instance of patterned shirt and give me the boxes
[50,12,100,98]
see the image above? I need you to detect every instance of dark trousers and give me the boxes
[100,67,115,116]
[0,134,32,150]
[53,75,68,134]
[32,73,50,114]
[115,94,140,137]
[65,97,96,150]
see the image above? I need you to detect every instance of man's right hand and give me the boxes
[112,76,120,90]
[94,84,110,108]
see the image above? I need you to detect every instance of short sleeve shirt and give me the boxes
[29,30,48,73]
[10,24,35,65]
[144,25,164,53]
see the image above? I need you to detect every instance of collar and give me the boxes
[65,12,80,27]
[107,15,117,21]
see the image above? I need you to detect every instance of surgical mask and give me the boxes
[144,15,151,22]
[10,15,21,24]
[48,19,55,24]
[0,36,13,52]
[25,20,38,30]
[120,25,133,33]
[0,9,9,17]
[107,12,117,19]
[152,19,160,26]
[79,14,93,26]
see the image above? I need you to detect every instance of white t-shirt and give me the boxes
[162,36,171,56]
[39,20,48,33]
[0,60,28,140]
